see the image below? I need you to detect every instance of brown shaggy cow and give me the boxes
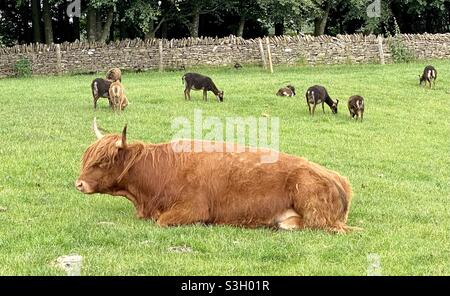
[75,119,358,233]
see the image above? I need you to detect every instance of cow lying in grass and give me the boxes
[75,119,358,233]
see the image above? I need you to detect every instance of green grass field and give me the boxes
[0,61,449,275]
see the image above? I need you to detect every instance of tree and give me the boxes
[124,0,165,39]
[177,0,222,37]
[313,0,331,36]
[0,0,33,45]
[2,0,450,46]
[222,0,263,37]
[258,0,309,35]
[389,0,450,33]
[42,0,54,44]
[31,0,41,43]
[87,0,117,42]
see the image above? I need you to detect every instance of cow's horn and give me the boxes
[116,124,127,148]
[93,117,104,139]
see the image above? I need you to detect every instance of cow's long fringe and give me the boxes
[82,135,147,180]
[82,135,186,183]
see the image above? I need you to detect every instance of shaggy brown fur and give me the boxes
[106,68,122,82]
[76,121,357,233]
[108,81,128,111]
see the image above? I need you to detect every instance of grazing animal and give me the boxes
[75,119,358,233]
[348,95,365,121]
[91,78,113,109]
[305,85,339,115]
[234,63,243,70]
[276,85,296,97]
[108,81,128,111]
[182,72,224,102]
[106,68,122,82]
[419,65,437,88]
[119,94,129,111]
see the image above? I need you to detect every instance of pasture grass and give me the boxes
[0,61,449,275]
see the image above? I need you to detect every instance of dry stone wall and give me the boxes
[1,34,450,78]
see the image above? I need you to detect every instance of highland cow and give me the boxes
[75,119,359,233]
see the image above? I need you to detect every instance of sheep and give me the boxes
[305,85,339,116]
[106,68,122,82]
[348,95,365,121]
[419,65,437,88]
[91,78,113,109]
[276,85,296,97]
[182,72,224,102]
[108,81,128,111]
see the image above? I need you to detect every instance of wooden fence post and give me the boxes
[56,44,62,75]
[266,37,273,74]
[159,39,164,72]
[378,35,385,65]
[258,38,267,70]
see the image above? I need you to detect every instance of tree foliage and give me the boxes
[1,0,449,46]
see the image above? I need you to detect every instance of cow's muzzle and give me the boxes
[75,179,91,193]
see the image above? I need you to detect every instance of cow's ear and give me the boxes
[116,124,127,149]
